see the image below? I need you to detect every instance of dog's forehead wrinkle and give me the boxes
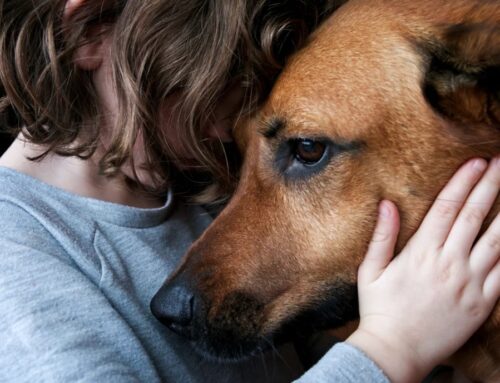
[262,103,370,143]
[260,117,286,139]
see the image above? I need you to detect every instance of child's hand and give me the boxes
[347,158,500,383]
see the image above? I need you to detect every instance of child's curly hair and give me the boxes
[0,0,341,200]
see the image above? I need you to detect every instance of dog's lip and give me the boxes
[186,293,359,362]
[187,310,344,363]
[189,337,271,363]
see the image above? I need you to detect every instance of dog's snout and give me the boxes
[151,278,196,339]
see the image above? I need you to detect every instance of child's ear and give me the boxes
[64,0,86,19]
[64,0,105,71]
[423,22,500,128]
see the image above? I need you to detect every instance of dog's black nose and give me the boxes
[151,278,195,339]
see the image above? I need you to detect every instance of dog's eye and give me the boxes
[274,138,332,179]
[274,136,361,180]
[293,139,327,165]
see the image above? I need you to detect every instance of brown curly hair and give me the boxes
[0,0,340,199]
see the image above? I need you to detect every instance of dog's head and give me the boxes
[152,0,500,362]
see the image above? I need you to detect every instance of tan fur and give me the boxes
[169,1,500,380]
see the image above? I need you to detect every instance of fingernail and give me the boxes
[472,159,487,172]
[379,201,391,218]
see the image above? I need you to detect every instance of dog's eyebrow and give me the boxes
[261,118,285,139]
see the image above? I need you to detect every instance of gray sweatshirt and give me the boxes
[0,167,389,383]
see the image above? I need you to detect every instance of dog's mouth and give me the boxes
[186,291,270,362]
[175,282,359,362]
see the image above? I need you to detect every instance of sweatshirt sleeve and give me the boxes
[294,342,390,383]
[0,237,161,383]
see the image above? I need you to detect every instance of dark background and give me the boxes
[0,111,13,155]
[0,132,12,155]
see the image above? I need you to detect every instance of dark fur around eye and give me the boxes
[274,138,363,180]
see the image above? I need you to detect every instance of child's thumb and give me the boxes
[358,200,400,283]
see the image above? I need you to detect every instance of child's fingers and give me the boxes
[470,211,500,281]
[416,159,487,248]
[446,158,500,257]
[358,201,400,283]
[483,261,500,302]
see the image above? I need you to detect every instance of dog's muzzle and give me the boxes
[151,274,197,340]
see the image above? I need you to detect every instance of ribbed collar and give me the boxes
[0,167,174,228]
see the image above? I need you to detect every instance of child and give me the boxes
[0,1,498,382]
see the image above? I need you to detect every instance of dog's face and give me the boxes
[152,0,500,363]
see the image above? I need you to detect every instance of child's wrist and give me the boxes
[346,327,427,383]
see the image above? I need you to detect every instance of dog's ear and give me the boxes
[423,23,500,127]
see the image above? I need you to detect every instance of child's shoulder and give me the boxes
[0,167,97,260]
[0,166,91,229]
[0,166,57,229]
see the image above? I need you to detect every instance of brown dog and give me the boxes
[152,0,500,381]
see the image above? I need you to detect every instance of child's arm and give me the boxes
[348,157,500,382]
[0,204,157,383]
